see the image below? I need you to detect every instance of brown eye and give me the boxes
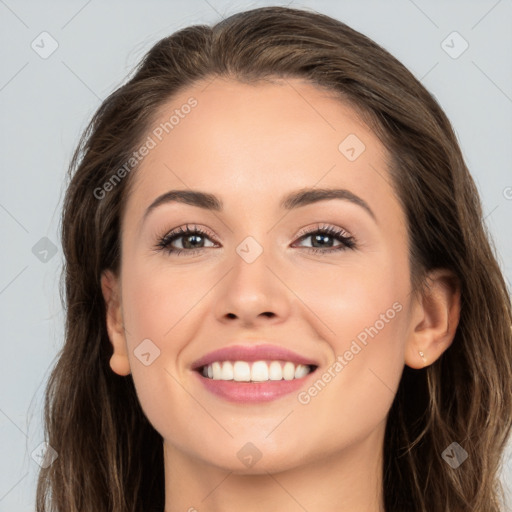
[294,225,356,253]
[156,225,217,256]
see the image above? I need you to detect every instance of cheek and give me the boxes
[288,254,408,447]
[292,248,408,352]
[117,258,203,424]
[120,253,209,349]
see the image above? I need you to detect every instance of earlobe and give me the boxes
[405,269,461,369]
[100,269,131,376]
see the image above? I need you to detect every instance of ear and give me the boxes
[405,269,461,369]
[100,269,131,376]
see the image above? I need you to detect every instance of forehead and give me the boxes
[124,77,400,226]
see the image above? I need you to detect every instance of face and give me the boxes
[105,77,417,473]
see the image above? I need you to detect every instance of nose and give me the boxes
[213,245,291,328]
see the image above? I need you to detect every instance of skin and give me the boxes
[101,78,460,512]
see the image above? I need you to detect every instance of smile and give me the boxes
[194,361,318,403]
[199,360,315,381]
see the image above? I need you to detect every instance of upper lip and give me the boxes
[191,343,320,370]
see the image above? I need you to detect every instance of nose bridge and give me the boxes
[213,232,290,323]
[230,233,274,296]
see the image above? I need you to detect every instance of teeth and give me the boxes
[233,361,251,382]
[200,360,314,382]
[251,361,268,382]
[283,361,295,380]
[212,362,222,380]
[294,363,310,378]
[221,361,234,380]
[269,361,282,380]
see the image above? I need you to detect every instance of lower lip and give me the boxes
[193,369,317,403]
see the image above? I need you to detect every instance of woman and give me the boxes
[36,6,512,512]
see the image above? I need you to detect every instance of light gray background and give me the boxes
[0,0,511,510]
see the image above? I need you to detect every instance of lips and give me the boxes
[190,343,320,370]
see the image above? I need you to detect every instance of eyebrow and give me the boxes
[142,187,376,223]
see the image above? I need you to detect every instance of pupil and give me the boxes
[313,234,333,248]
[184,235,203,248]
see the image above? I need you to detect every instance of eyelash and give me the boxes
[155,223,356,257]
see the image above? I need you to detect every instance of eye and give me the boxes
[292,224,356,254]
[155,223,356,257]
[155,224,217,256]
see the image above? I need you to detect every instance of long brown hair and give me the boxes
[37,6,512,511]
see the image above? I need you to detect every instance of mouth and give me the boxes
[196,360,318,382]
[190,343,320,403]
[193,360,319,403]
